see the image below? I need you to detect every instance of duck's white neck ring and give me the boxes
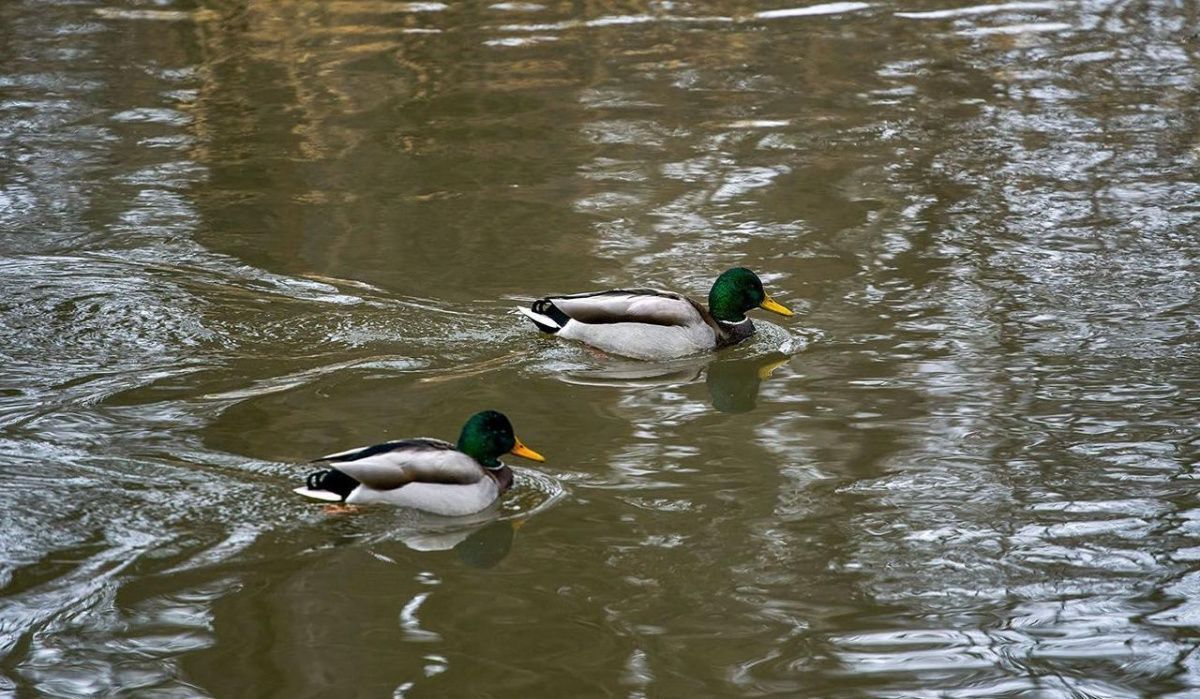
[718,317,751,326]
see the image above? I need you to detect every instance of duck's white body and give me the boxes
[294,438,514,517]
[556,319,718,360]
[519,289,748,361]
[344,479,504,515]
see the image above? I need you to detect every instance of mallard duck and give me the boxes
[293,410,545,516]
[518,267,794,360]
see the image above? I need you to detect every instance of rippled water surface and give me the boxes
[2,0,1199,695]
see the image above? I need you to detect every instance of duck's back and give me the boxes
[323,438,485,489]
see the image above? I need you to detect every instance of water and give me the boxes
[1,0,1198,695]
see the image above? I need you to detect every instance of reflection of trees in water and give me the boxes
[187,2,593,278]
[182,0,874,295]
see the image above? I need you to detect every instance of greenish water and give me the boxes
[2,0,1199,695]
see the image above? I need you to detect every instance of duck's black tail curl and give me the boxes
[305,468,359,500]
[519,299,570,333]
[532,299,570,332]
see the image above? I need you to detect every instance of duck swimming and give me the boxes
[518,267,794,360]
[294,410,545,516]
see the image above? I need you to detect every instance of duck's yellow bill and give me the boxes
[759,295,794,317]
[510,438,545,462]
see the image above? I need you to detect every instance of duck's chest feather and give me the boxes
[714,317,755,349]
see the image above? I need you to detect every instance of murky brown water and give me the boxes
[2,0,1199,695]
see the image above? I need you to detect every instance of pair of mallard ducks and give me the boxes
[296,268,793,516]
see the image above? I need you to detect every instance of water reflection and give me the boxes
[288,466,561,571]
[340,511,523,570]
[453,519,520,569]
[706,353,790,414]
[559,350,792,414]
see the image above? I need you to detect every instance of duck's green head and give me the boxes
[708,267,795,323]
[457,410,545,469]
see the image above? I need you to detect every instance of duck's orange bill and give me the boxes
[510,438,545,462]
[759,295,794,317]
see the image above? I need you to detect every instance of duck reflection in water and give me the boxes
[705,352,791,413]
[453,519,520,569]
[561,351,791,414]
[319,505,526,569]
[393,511,522,569]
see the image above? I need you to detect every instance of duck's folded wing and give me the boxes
[317,438,483,489]
[550,289,705,327]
